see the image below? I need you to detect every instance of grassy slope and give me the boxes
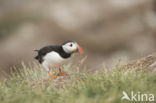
[0,63,156,103]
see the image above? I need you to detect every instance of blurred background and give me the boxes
[0,0,156,76]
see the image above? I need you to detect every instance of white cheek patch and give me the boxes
[62,43,78,53]
[63,46,71,53]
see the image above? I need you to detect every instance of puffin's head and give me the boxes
[62,40,83,54]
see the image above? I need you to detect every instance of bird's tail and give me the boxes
[34,55,42,63]
[34,49,42,63]
[34,49,39,60]
[34,55,39,60]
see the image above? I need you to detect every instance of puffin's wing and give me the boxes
[34,45,59,63]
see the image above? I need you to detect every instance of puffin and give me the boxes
[34,40,83,79]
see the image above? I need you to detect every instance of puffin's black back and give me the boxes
[35,45,71,63]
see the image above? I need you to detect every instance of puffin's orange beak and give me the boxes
[77,45,83,54]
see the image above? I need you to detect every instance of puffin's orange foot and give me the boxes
[50,75,57,79]
[59,73,70,76]
[58,68,70,76]
[48,71,57,79]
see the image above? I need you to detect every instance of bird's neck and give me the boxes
[59,46,71,58]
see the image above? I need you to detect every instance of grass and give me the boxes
[0,62,156,103]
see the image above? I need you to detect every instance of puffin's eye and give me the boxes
[70,44,73,47]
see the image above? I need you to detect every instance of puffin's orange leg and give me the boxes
[58,68,70,76]
[48,71,57,79]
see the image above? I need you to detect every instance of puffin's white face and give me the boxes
[62,42,83,54]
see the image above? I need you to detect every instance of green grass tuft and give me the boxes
[0,62,156,103]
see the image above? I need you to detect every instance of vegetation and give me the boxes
[0,62,156,103]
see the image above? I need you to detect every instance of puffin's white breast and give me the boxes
[43,51,68,68]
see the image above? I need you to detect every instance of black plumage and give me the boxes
[35,45,71,63]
